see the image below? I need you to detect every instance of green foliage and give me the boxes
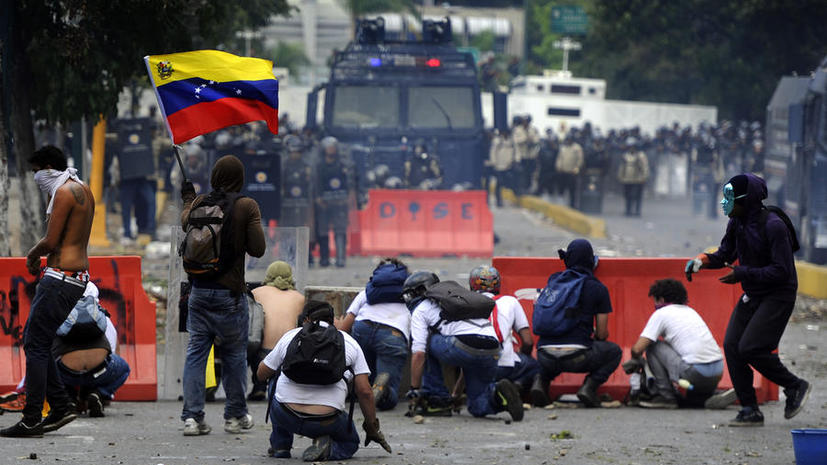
[470,30,496,53]
[13,0,290,124]
[344,0,419,17]
[267,42,310,78]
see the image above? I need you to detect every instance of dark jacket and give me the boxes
[706,173,797,300]
[181,155,266,293]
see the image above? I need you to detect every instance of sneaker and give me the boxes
[0,419,43,438]
[268,446,291,458]
[639,395,679,409]
[0,392,25,412]
[86,392,105,418]
[247,390,267,402]
[419,397,453,417]
[372,372,391,407]
[224,413,254,434]
[0,391,19,403]
[728,406,764,427]
[183,418,211,436]
[784,379,812,419]
[704,388,737,410]
[301,435,331,462]
[41,408,78,433]
[495,379,524,422]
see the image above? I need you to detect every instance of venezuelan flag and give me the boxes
[144,50,278,144]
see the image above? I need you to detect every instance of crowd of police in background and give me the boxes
[34,109,766,264]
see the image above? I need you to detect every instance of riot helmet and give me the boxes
[469,265,501,294]
[284,135,304,153]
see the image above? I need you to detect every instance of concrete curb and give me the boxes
[796,261,827,299]
[502,189,607,239]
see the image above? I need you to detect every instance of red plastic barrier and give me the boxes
[493,256,779,404]
[357,189,493,257]
[0,257,157,401]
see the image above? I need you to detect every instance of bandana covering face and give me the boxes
[33,167,83,214]
[720,183,746,216]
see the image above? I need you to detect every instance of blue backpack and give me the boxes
[365,263,408,305]
[532,270,588,337]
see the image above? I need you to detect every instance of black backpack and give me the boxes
[760,206,800,252]
[282,321,348,385]
[365,263,408,305]
[179,191,243,279]
[425,280,495,322]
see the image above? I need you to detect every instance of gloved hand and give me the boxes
[362,418,392,453]
[181,180,195,199]
[684,253,709,282]
[622,358,644,374]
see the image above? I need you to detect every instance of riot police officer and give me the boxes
[314,136,351,267]
[404,139,442,189]
[280,135,315,261]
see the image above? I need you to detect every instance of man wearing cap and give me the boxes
[249,261,306,399]
[685,173,811,426]
[314,137,351,268]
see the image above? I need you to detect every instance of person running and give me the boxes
[2,146,95,438]
[685,173,811,426]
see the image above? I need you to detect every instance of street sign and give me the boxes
[551,5,589,36]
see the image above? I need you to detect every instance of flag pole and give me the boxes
[173,144,189,183]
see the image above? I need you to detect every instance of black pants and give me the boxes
[723,295,800,407]
[537,341,622,385]
[623,184,643,216]
[23,276,86,422]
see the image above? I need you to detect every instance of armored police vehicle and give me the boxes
[306,18,495,198]
[765,54,827,264]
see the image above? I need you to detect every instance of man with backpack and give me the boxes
[179,155,266,436]
[468,265,541,403]
[685,173,811,426]
[533,239,622,408]
[337,258,410,411]
[404,271,524,421]
[257,301,391,461]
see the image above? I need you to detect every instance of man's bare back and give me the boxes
[252,286,305,349]
[26,180,94,275]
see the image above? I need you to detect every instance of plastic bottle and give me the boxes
[678,379,694,390]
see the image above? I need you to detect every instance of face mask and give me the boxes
[33,169,60,195]
[720,183,746,216]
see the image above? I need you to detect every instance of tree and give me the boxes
[343,0,419,17]
[268,42,311,79]
[3,0,290,255]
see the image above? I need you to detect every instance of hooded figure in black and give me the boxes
[684,173,810,426]
[532,239,622,408]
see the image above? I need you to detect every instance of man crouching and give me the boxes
[257,301,391,461]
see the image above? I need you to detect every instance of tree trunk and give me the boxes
[10,25,42,255]
[0,40,11,257]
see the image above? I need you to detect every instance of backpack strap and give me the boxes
[490,295,504,344]
[264,370,280,424]
[345,367,356,432]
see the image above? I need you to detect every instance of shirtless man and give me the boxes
[248,261,305,399]
[1,146,94,438]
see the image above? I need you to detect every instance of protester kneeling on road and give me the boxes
[624,278,732,409]
[405,271,524,421]
[469,265,542,404]
[533,239,622,407]
[337,258,410,411]
[257,301,391,461]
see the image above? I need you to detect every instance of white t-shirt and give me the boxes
[640,304,723,365]
[346,290,411,341]
[410,298,496,354]
[263,322,371,411]
[485,293,529,367]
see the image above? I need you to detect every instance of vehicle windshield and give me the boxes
[331,86,399,128]
[408,86,476,129]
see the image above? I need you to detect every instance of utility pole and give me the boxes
[553,37,581,74]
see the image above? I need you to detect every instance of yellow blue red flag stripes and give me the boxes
[144,50,278,144]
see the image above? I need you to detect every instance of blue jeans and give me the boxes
[351,320,408,410]
[181,287,249,421]
[425,334,500,417]
[120,178,156,238]
[537,340,622,385]
[22,276,86,422]
[58,354,131,398]
[496,352,541,388]
[269,401,359,460]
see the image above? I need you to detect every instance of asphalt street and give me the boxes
[2,193,824,464]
